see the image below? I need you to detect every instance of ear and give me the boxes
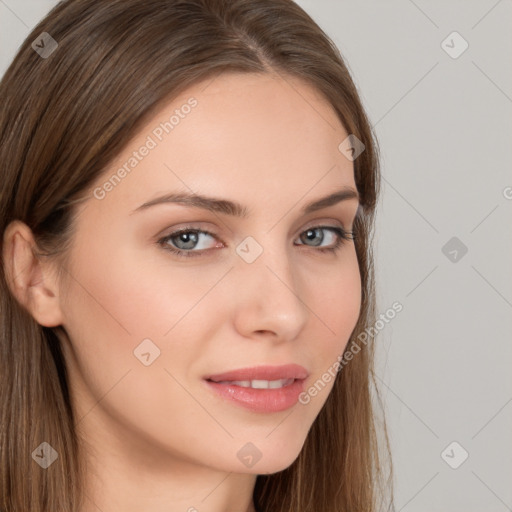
[2,220,65,327]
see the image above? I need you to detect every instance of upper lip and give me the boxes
[205,364,309,382]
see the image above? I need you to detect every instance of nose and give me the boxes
[231,241,309,342]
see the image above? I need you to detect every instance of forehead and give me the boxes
[86,72,355,220]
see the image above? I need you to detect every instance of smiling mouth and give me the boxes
[205,378,296,389]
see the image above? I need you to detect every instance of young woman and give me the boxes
[0,1,394,511]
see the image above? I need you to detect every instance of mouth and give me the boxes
[203,365,308,413]
[204,363,309,383]
[205,378,296,389]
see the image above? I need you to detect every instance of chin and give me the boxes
[245,456,300,475]
[236,443,305,476]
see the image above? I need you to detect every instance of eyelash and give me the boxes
[157,225,356,259]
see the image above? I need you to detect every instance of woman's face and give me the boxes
[57,72,362,474]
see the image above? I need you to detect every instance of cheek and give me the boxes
[61,242,226,386]
[65,241,212,339]
[60,245,213,438]
[305,249,361,365]
[294,254,361,413]
[315,248,361,321]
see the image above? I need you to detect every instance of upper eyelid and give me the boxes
[162,214,352,234]
[162,219,348,238]
[152,201,360,237]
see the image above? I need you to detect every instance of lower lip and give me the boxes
[204,379,305,413]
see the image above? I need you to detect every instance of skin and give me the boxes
[3,72,362,512]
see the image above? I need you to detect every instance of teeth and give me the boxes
[216,378,294,389]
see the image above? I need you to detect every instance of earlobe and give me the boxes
[2,221,65,328]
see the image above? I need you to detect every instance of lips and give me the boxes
[204,364,309,413]
[204,364,309,383]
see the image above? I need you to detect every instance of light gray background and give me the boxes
[1,1,511,511]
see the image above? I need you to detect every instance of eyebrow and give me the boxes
[130,187,360,217]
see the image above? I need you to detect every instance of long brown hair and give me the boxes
[0,0,394,510]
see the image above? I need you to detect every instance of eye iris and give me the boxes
[302,228,323,247]
[174,231,198,250]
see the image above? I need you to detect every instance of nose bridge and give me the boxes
[232,232,308,337]
[235,232,294,289]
